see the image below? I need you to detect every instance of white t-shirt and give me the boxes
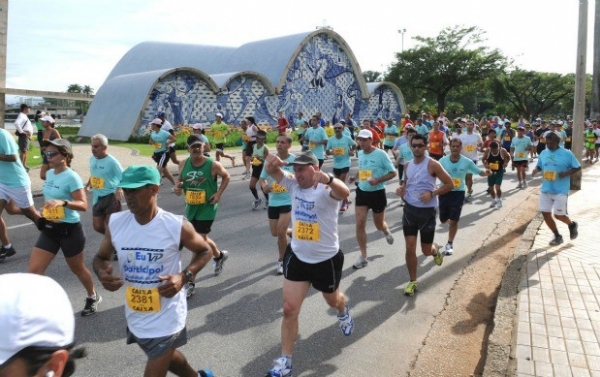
[279,172,340,263]
[14,113,33,135]
[110,209,186,338]
[162,119,173,132]
[459,132,483,161]
[594,129,600,143]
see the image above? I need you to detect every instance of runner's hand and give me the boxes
[98,264,124,292]
[157,274,184,298]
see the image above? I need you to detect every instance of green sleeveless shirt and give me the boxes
[181,157,218,221]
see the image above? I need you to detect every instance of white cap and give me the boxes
[40,115,55,123]
[215,112,223,118]
[192,123,204,130]
[357,129,373,139]
[0,273,74,365]
[150,118,163,126]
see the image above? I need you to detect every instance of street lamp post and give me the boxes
[398,28,407,52]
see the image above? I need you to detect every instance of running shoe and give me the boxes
[352,255,368,269]
[185,282,196,299]
[252,198,262,210]
[568,222,579,240]
[276,260,284,275]
[0,245,16,261]
[489,199,497,208]
[264,200,269,210]
[404,281,418,296]
[523,181,528,188]
[467,189,473,198]
[444,242,454,255]
[496,199,503,208]
[213,250,229,276]
[549,235,564,246]
[433,244,444,266]
[265,357,292,377]
[385,233,394,245]
[81,295,102,317]
[517,181,522,189]
[337,304,354,336]
[197,369,214,377]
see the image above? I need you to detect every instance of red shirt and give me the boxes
[277,118,289,133]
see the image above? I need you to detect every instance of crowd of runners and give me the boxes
[0,106,584,377]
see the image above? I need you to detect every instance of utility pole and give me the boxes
[398,28,407,52]
[0,0,8,129]
[591,0,600,119]
[571,0,588,190]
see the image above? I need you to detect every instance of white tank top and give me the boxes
[246,125,257,141]
[109,209,186,338]
[404,156,438,208]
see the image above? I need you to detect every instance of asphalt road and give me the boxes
[0,156,540,376]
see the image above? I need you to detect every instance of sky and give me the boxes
[5,0,597,102]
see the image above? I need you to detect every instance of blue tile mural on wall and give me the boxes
[137,33,403,135]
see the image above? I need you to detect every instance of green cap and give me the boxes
[117,165,160,188]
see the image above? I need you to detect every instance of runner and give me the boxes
[396,134,454,296]
[349,129,396,269]
[396,127,418,184]
[86,134,124,235]
[263,151,353,377]
[383,118,399,154]
[584,124,597,163]
[325,123,356,212]
[93,165,214,377]
[531,132,581,245]
[458,120,483,201]
[249,130,270,210]
[244,116,259,179]
[39,115,61,180]
[259,133,295,274]
[304,115,328,168]
[211,113,236,167]
[174,135,231,297]
[510,125,533,188]
[32,139,102,317]
[0,128,42,261]
[156,111,180,165]
[438,139,491,255]
[427,121,448,160]
[191,123,211,157]
[482,141,511,208]
[149,118,176,186]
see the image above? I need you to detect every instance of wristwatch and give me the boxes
[183,269,194,284]
[326,173,334,185]
[62,200,68,207]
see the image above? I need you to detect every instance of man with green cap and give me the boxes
[93,165,214,377]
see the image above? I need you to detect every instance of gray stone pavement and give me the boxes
[28,142,305,195]
[515,161,600,377]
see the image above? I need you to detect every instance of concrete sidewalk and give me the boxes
[27,142,305,195]
[486,161,600,377]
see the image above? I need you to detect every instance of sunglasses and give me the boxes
[411,144,426,148]
[44,151,61,158]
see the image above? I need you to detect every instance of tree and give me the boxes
[362,70,383,82]
[491,70,575,119]
[67,84,83,93]
[385,26,507,114]
[66,84,94,115]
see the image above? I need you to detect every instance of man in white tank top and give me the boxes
[396,134,454,297]
[92,165,214,377]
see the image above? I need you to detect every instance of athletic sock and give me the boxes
[214,251,223,261]
[250,188,259,199]
[3,244,11,249]
[263,192,269,201]
[282,354,292,367]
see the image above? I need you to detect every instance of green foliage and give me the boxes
[363,70,383,82]
[386,25,507,114]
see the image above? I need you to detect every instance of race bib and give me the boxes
[358,170,372,180]
[252,157,263,166]
[90,176,105,189]
[539,138,546,143]
[516,152,526,158]
[152,142,162,149]
[309,142,317,149]
[452,178,461,188]
[430,142,439,149]
[213,131,223,139]
[126,286,161,313]
[543,171,557,181]
[332,147,345,156]
[386,135,395,141]
[294,221,320,242]
[504,136,511,141]
[185,190,206,205]
[465,145,476,153]
[272,181,287,193]
[243,135,251,142]
[489,162,500,171]
[42,206,65,221]
[566,137,572,142]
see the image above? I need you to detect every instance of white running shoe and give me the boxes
[489,199,497,208]
[496,199,503,208]
[276,260,284,275]
[213,250,229,276]
[523,181,528,188]
[385,233,394,245]
[444,243,454,255]
[252,198,262,210]
[352,255,368,269]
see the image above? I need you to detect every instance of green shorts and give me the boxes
[487,170,504,186]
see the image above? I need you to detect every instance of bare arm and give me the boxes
[210,161,230,204]
[314,170,349,201]
[44,188,88,212]
[264,154,286,183]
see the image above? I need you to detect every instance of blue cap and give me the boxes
[156,111,166,117]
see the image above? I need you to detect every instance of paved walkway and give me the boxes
[28,142,305,195]
[515,161,600,376]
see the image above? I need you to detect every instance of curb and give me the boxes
[483,212,544,377]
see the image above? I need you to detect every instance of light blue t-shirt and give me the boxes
[304,127,328,159]
[510,136,532,162]
[383,125,399,147]
[536,147,581,195]
[439,155,482,192]
[43,168,85,223]
[342,128,352,139]
[151,129,171,152]
[326,135,355,169]
[393,136,409,149]
[417,124,429,136]
[260,154,295,207]
[0,129,30,188]
[357,148,395,192]
[89,154,124,205]
[398,142,414,164]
